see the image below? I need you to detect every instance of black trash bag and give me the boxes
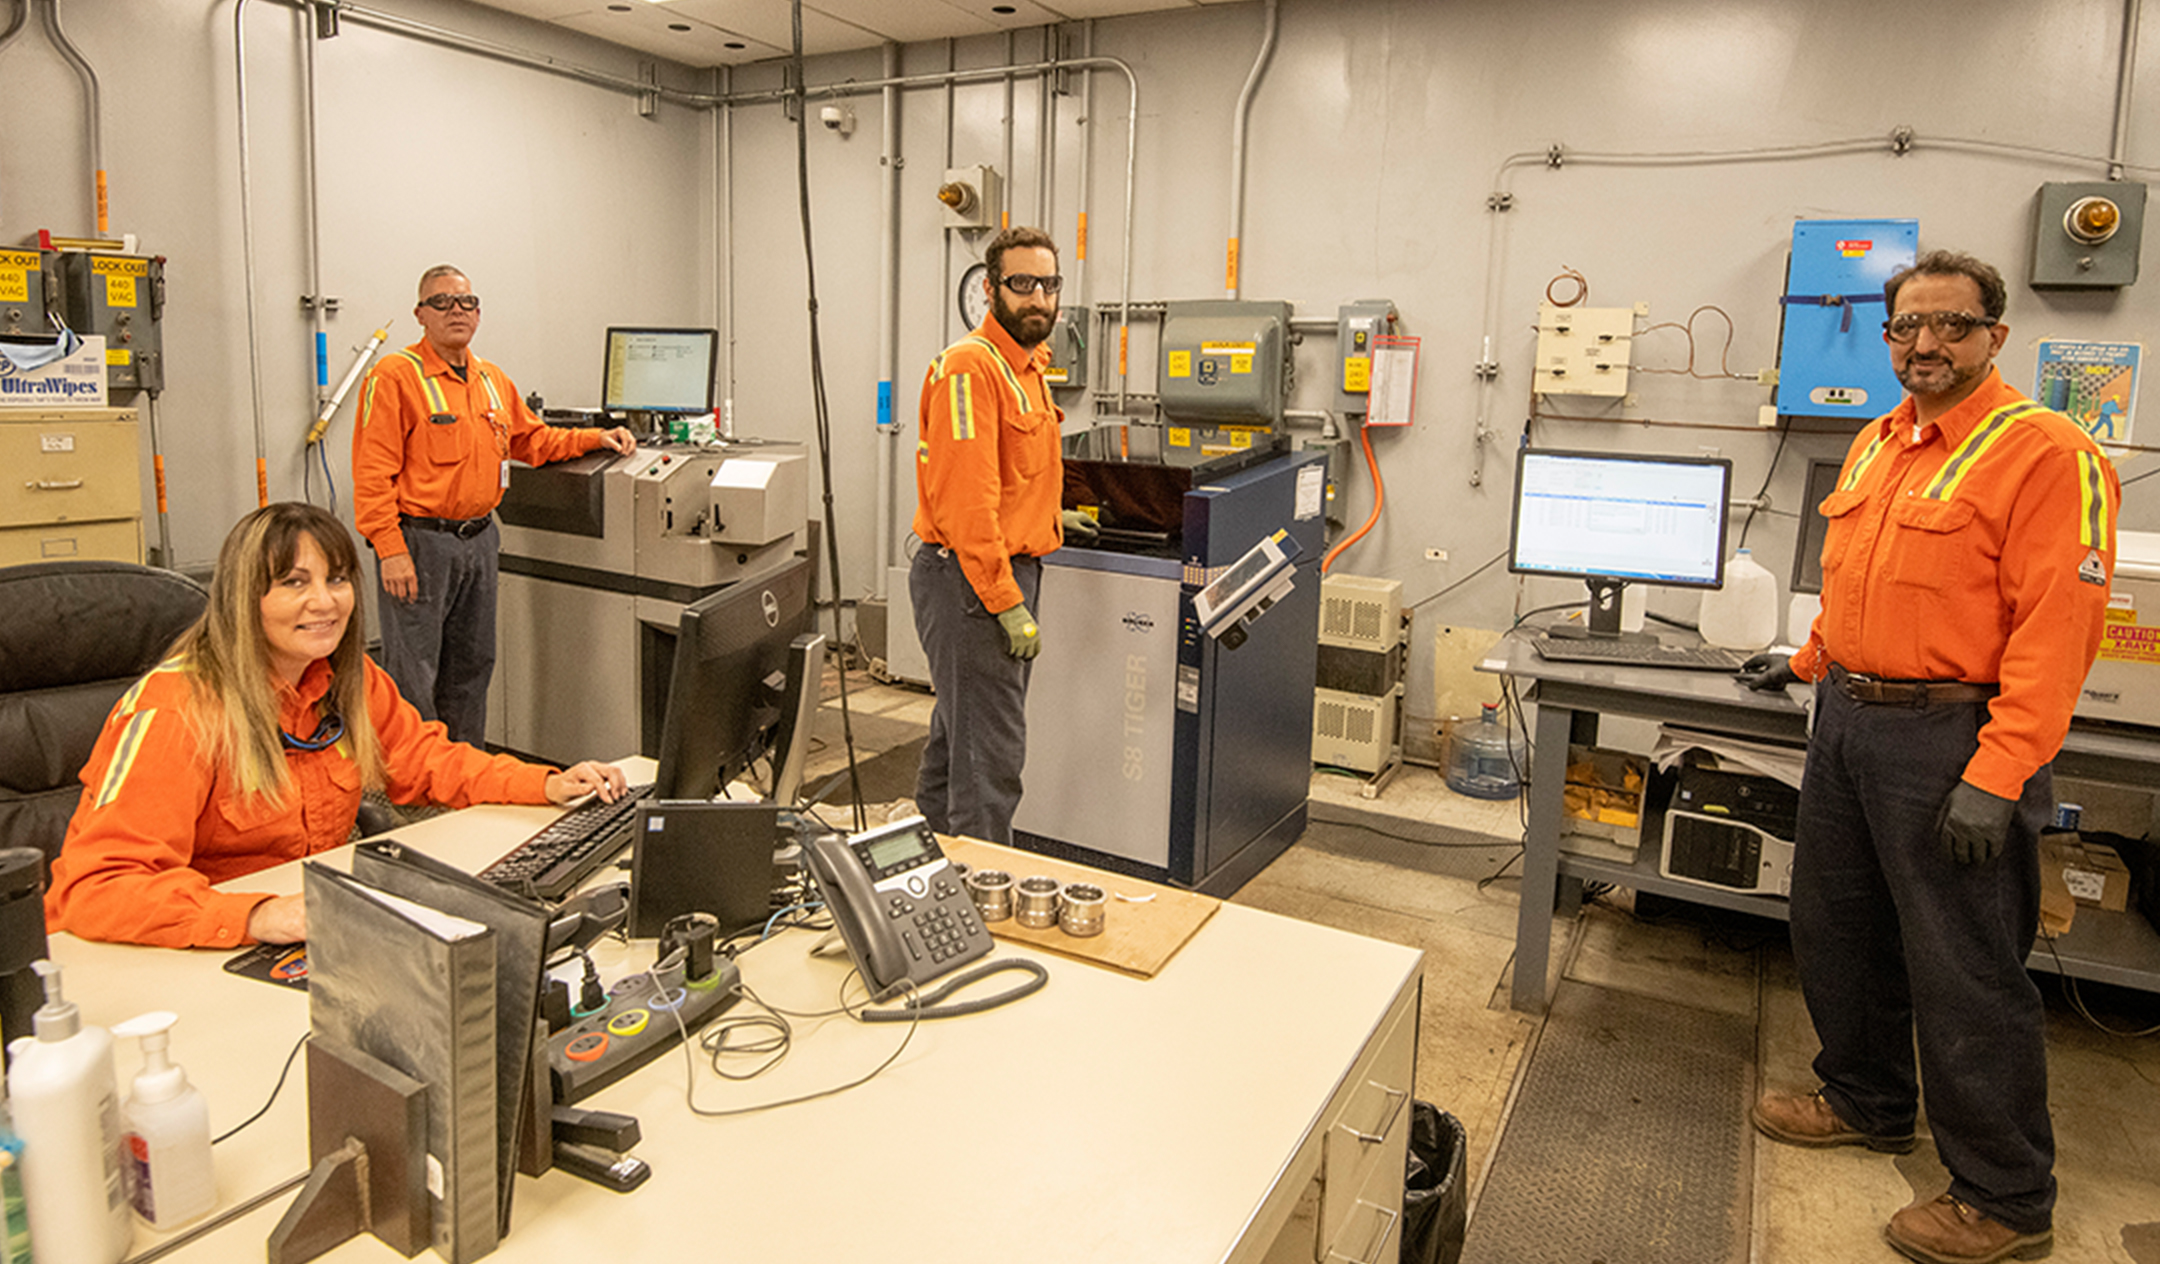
[1400,1101,1467,1264]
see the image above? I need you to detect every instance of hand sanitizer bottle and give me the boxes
[111,1012,215,1229]
[6,961,130,1264]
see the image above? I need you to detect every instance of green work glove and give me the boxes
[996,603,1042,660]
[1735,652,1798,692]
[1061,509,1100,543]
[1935,780,2015,866]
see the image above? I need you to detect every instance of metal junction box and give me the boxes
[1159,299,1292,432]
[1335,299,1397,416]
[1045,304,1088,392]
[0,250,47,336]
[2031,181,2146,290]
[1776,219,1916,423]
[50,251,164,393]
[1533,303,1634,397]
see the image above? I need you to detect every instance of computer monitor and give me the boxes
[1508,447,1734,637]
[1789,457,1844,596]
[600,327,719,416]
[652,553,824,804]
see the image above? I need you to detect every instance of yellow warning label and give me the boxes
[1230,354,1253,375]
[1229,429,1253,449]
[2097,618,2160,664]
[107,348,132,366]
[0,274,24,304]
[1167,350,1192,379]
[1168,427,1191,448]
[0,249,39,271]
[1343,356,1371,392]
[1200,342,1255,355]
[105,274,138,308]
[91,257,150,277]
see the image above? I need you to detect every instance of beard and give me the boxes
[992,288,1056,348]
[1895,351,1984,398]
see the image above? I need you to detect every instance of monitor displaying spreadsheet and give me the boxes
[1508,448,1732,589]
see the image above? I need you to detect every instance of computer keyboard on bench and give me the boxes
[1530,635,1748,672]
[480,784,655,901]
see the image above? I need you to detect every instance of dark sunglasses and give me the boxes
[421,293,482,313]
[996,273,1063,296]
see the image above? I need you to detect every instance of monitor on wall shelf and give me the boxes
[1508,447,1733,638]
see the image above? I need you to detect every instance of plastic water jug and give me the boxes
[1787,592,1822,646]
[1444,704,1524,801]
[1699,548,1778,651]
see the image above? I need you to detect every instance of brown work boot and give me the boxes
[1885,1193,2052,1263]
[1750,1088,1916,1153]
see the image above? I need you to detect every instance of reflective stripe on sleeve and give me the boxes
[95,709,157,808]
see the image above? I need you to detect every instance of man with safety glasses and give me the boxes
[353,265,635,746]
[1739,251,2119,1264]
[909,227,1095,845]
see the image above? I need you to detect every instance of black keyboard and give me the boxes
[1531,635,1748,672]
[480,785,655,901]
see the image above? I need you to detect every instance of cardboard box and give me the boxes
[0,334,108,408]
[2041,833,2130,913]
[1563,745,1646,843]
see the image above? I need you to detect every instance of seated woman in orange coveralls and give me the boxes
[46,502,628,949]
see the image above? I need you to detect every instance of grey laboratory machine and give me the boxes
[491,441,808,763]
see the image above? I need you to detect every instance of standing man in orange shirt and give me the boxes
[910,227,1094,845]
[353,265,635,745]
[1739,251,2118,1264]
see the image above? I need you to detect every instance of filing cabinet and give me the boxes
[0,406,143,565]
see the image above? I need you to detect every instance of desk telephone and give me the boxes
[805,817,993,1002]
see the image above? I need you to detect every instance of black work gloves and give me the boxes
[1935,781,2016,866]
[1735,652,1799,692]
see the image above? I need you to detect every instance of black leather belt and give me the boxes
[1828,665,1997,707]
[402,514,492,540]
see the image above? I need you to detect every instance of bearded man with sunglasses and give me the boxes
[1738,251,2118,1264]
[353,265,635,745]
[909,227,1095,845]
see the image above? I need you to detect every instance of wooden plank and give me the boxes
[940,837,1217,979]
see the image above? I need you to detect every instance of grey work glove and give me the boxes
[1935,780,2016,866]
[996,602,1042,660]
[1061,509,1099,543]
[1735,652,1799,692]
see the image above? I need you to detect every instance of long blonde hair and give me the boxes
[169,504,387,798]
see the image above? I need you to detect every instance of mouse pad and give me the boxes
[224,941,311,989]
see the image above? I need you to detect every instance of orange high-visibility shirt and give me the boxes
[353,339,609,561]
[912,317,1066,613]
[47,655,553,948]
[1791,369,2120,797]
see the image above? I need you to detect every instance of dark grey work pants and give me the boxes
[910,547,1039,845]
[1791,677,2055,1233]
[376,518,499,747]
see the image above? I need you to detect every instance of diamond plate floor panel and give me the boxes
[1461,980,1754,1264]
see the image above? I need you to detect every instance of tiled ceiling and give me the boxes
[465,0,1237,68]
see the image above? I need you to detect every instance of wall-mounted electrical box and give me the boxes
[2031,181,2146,290]
[1334,299,1397,416]
[0,249,47,337]
[1044,304,1088,391]
[1159,299,1291,429]
[1775,219,1915,423]
[1532,303,1633,397]
[49,251,165,393]
[938,164,1004,231]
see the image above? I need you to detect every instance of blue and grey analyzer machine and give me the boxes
[1013,300,1327,896]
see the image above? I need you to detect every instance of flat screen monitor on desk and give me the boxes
[652,553,822,805]
[601,327,718,419]
[1508,447,1733,637]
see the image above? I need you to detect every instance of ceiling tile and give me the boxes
[546,3,787,65]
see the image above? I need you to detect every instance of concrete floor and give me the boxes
[804,670,2160,1264]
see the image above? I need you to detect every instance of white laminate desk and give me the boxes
[1487,635,2160,1013]
[58,789,1422,1264]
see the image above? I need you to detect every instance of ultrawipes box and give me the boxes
[0,334,108,407]
[2079,529,2160,727]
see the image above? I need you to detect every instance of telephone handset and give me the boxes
[804,816,992,1002]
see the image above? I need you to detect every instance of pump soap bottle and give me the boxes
[6,960,131,1264]
[112,1011,215,1229]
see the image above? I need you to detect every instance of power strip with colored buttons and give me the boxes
[548,958,741,1103]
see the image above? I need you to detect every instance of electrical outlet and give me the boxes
[1424,548,1449,562]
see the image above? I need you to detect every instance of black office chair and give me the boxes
[0,561,208,876]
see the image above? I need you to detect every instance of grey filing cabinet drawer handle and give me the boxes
[1323,1201,1399,1264]
[1341,1082,1407,1144]
[28,479,85,491]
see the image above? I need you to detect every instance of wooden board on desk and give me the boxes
[940,837,1217,979]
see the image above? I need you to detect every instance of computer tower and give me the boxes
[1659,763,1800,896]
